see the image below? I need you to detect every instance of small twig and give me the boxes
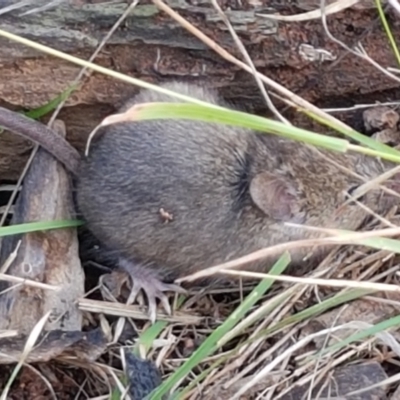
[0,147,39,227]
[78,298,202,324]
[319,0,400,84]
[232,322,364,400]
[20,0,65,16]
[50,0,140,124]
[0,273,59,291]
[0,0,32,15]
[0,241,21,274]
[0,311,51,400]
[151,0,355,132]
[0,0,139,227]
[388,0,400,13]
[209,0,288,124]
[323,101,400,113]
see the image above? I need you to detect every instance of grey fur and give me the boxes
[76,82,399,283]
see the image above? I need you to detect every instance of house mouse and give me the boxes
[1,82,399,323]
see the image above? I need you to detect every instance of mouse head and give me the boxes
[249,171,304,223]
[248,150,400,235]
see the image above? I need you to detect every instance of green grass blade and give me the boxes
[0,220,83,237]
[376,0,400,67]
[148,252,291,400]
[133,295,187,356]
[323,228,400,255]
[124,103,400,163]
[352,236,400,254]
[126,103,349,153]
[133,320,169,357]
[24,84,78,120]
[174,288,297,398]
[316,313,400,358]
[303,108,400,157]
[174,355,230,399]
[253,288,375,342]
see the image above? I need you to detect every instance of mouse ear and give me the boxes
[249,172,298,221]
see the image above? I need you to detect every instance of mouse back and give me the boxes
[76,82,400,280]
[76,82,268,275]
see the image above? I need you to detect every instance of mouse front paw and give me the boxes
[119,258,186,323]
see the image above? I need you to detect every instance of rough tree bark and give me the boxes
[0,0,399,181]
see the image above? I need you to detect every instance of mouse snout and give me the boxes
[358,172,400,214]
[329,175,399,225]
[382,172,400,203]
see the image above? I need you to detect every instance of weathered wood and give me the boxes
[0,328,107,364]
[0,0,399,180]
[0,120,84,334]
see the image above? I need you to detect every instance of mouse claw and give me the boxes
[132,279,183,323]
[119,259,186,322]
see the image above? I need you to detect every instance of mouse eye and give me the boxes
[346,185,366,203]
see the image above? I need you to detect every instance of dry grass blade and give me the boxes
[219,269,400,293]
[346,372,400,396]
[150,0,354,133]
[0,241,21,274]
[148,254,290,400]
[0,30,231,109]
[0,0,31,15]
[209,0,287,124]
[388,0,400,13]
[319,0,400,84]
[0,331,18,339]
[0,311,51,400]
[316,316,400,358]
[345,164,400,203]
[78,298,201,324]
[0,0,141,233]
[232,323,356,400]
[178,226,400,282]
[1,4,400,399]
[49,0,140,125]
[257,0,360,21]
[152,0,400,160]
[0,273,59,291]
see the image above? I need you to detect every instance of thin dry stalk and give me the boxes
[232,323,364,399]
[78,298,201,324]
[256,0,360,22]
[151,0,357,133]
[0,311,51,400]
[178,226,400,283]
[219,269,400,293]
[0,0,139,227]
[209,0,287,124]
[319,0,400,84]
[0,273,59,291]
